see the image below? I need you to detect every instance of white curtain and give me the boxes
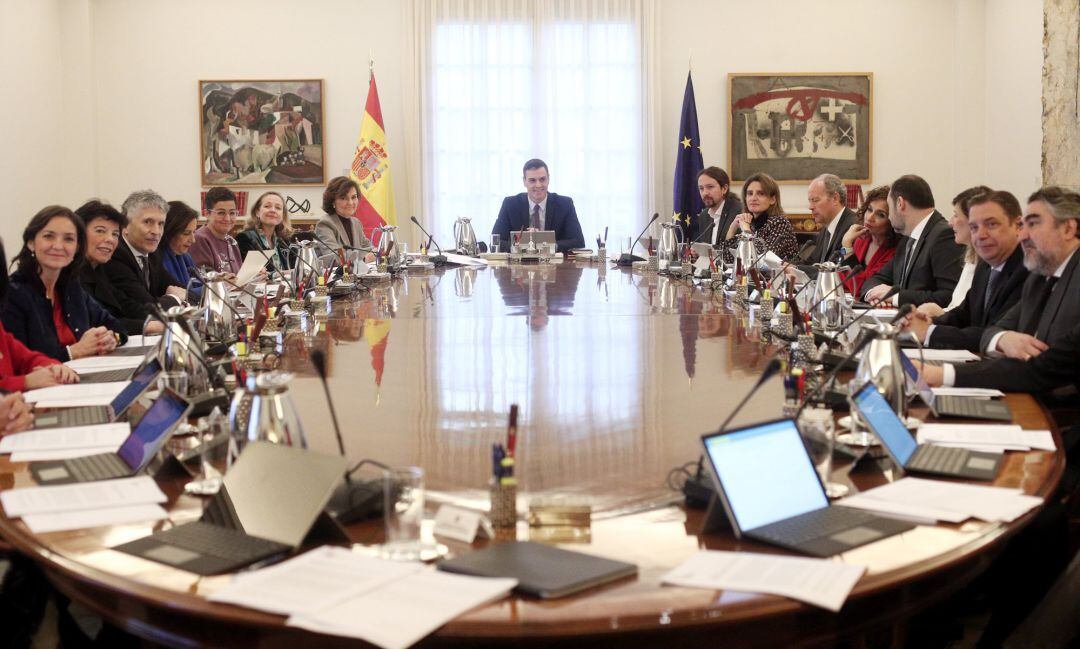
[405,0,659,249]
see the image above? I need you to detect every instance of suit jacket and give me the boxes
[860,211,965,306]
[955,319,1080,394]
[236,229,294,271]
[492,193,585,253]
[693,196,743,247]
[101,239,183,323]
[314,213,373,258]
[79,263,147,335]
[981,249,1080,351]
[1,270,128,361]
[800,207,859,277]
[927,245,1028,352]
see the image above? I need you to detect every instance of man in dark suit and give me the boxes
[799,173,858,276]
[692,166,742,247]
[492,159,585,253]
[904,190,1028,352]
[862,174,965,307]
[102,190,186,323]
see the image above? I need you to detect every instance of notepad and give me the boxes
[662,550,866,612]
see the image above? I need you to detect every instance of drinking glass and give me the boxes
[158,371,189,396]
[382,466,425,560]
[798,407,849,498]
[491,233,501,253]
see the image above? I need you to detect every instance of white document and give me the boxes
[209,547,424,616]
[0,423,130,453]
[0,476,166,517]
[662,550,865,612]
[23,504,167,534]
[289,569,517,649]
[65,355,144,372]
[836,477,1042,524]
[442,252,489,267]
[236,251,270,286]
[916,425,1055,452]
[122,335,161,349]
[902,348,980,363]
[10,447,118,462]
[929,387,1005,398]
[24,381,128,408]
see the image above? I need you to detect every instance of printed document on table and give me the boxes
[23,382,128,408]
[0,423,130,453]
[902,348,980,363]
[916,425,1055,452]
[929,387,1005,398]
[122,335,161,348]
[836,477,1042,524]
[10,446,118,462]
[662,550,865,612]
[0,476,165,517]
[288,568,517,649]
[23,504,167,534]
[236,251,269,286]
[209,546,424,616]
[65,355,145,372]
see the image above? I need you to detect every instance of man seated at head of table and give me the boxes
[862,174,966,307]
[693,166,743,248]
[718,172,799,261]
[901,190,1029,353]
[1,206,127,362]
[190,187,243,277]
[798,173,859,276]
[101,190,188,323]
[918,186,1080,388]
[491,158,585,253]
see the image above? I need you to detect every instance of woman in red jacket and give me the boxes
[841,185,899,296]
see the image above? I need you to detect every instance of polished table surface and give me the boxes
[0,262,1066,648]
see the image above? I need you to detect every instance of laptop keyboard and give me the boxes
[753,507,876,546]
[153,521,288,561]
[77,368,135,383]
[49,407,111,428]
[909,444,968,474]
[66,453,131,482]
[935,395,1008,419]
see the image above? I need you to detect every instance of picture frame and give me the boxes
[728,73,872,184]
[199,79,325,187]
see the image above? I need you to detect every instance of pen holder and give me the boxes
[796,333,816,365]
[775,312,793,337]
[314,283,328,297]
[734,283,748,307]
[646,254,659,272]
[489,481,517,528]
[597,247,606,265]
[711,279,725,292]
[758,297,773,329]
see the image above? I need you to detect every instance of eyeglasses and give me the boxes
[212,210,239,218]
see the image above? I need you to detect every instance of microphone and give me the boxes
[794,331,876,420]
[617,213,660,266]
[310,349,385,524]
[409,216,447,265]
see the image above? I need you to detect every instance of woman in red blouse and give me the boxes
[841,185,899,296]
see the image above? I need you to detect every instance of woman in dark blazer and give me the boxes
[235,190,294,272]
[3,205,128,362]
[155,200,203,300]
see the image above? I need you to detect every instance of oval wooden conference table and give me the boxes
[0,261,1065,648]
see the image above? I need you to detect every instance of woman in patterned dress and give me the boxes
[720,172,800,261]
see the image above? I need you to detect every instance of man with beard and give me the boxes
[692,166,742,247]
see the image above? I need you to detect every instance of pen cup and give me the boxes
[776,312,793,337]
[734,282,748,306]
[489,480,518,528]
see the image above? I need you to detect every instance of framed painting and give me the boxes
[200,79,325,187]
[728,73,872,183]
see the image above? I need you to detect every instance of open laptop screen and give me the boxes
[108,358,162,415]
[702,419,828,532]
[853,382,917,465]
[116,389,189,471]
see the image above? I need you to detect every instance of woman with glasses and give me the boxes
[190,186,243,276]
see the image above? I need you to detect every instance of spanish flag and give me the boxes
[350,71,397,243]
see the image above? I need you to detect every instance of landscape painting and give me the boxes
[200,79,325,186]
[729,73,872,183]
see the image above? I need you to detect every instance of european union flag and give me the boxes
[673,71,705,241]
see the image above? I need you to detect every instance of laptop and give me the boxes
[32,359,162,430]
[114,442,347,575]
[852,382,1002,480]
[701,419,914,557]
[30,388,191,485]
[899,352,1013,421]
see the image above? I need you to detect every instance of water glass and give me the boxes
[491,233,501,253]
[798,407,848,498]
[382,466,425,561]
[158,371,189,396]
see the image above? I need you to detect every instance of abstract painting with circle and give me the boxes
[729,73,872,183]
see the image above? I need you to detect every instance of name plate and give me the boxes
[433,505,493,543]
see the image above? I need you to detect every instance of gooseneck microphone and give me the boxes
[409,216,447,265]
[714,358,783,434]
[617,213,660,266]
[310,349,386,524]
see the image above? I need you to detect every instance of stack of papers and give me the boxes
[902,348,980,363]
[23,382,128,408]
[0,422,130,461]
[209,547,516,649]
[121,335,161,349]
[929,387,1005,398]
[65,355,145,373]
[0,476,167,533]
[662,550,865,612]
[916,424,1055,453]
[837,477,1043,524]
[236,252,270,286]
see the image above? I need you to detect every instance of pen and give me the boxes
[507,404,518,458]
[603,226,608,244]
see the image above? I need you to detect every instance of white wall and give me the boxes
[4,0,1046,259]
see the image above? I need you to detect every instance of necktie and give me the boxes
[818,227,833,262]
[530,204,541,230]
[1034,276,1060,339]
[138,254,150,288]
[982,268,1001,314]
[899,239,918,287]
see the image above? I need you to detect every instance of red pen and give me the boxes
[507,404,519,458]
